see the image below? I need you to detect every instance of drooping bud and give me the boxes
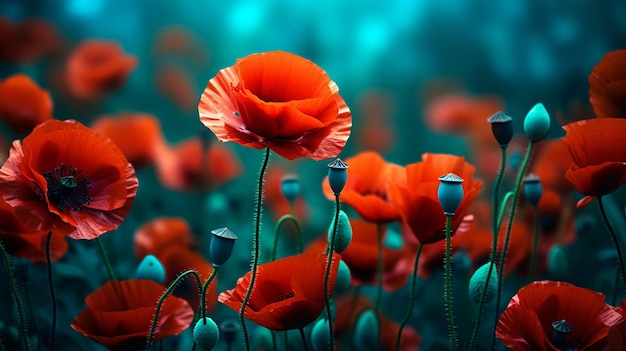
[281,174,301,203]
[327,158,349,195]
[334,260,351,294]
[487,112,514,148]
[523,173,542,207]
[328,210,352,253]
[523,102,550,142]
[468,262,498,304]
[209,227,238,268]
[354,309,380,351]
[135,254,166,284]
[437,173,465,216]
[193,317,219,350]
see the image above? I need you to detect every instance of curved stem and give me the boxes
[324,194,341,351]
[444,215,458,351]
[299,328,310,351]
[46,231,57,351]
[374,223,384,310]
[145,270,202,350]
[598,197,626,291]
[529,206,540,280]
[395,243,423,351]
[271,214,303,261]
[0,240,29,351]
[491,141,534,351]
[96,237,116,281]
[200,268,219,322]
[240,148,271,351]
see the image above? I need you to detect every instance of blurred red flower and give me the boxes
[497,281,625,350]
[66,39,137,99]
[218,252,339,331]
[0,74,53,134]
[588,49,626,119]
[423,93,503,134]
[0,119,138,240]
[198,51,351,160]
[71,279,194,351]
[0,17,63,64]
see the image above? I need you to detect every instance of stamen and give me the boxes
[43,163,92,211]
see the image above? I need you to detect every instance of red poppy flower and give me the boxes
[218,252,340,331]
[91,112,166,168]
[155,137,243,191]
[531,139,575,194]
[198,51,352,160]
[0,119,138,240]
[0,197,67,262]
[156,64,198,111]
[423,93,504,134]
[354,89,397,153]
[133,217,195,260]
[0,74,53,134]
[66,39,138,99]
[71,279,194,351]
[496,281,624,350]
[561,118,626,197]
[322,151,403,223]
[0,17,63,64]
[389,153,483,244]
[588,49,626,119]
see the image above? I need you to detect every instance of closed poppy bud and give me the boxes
[310,318,330,351]
[334,259,351,294]
[193,317,219,350]
[523,103,550,142]
[209,227,238,268]
[329,210,352,253]
[548,245,568,276]
[468,262,498,304]
[219,319,238,346]
[281,174,300,203]
[523,173,542,207]
[487,112,514,148]
[135,254,166,284]
[327,158,349,195]
[437,173,465,216]
[509,151,522,171]
[354,309,380,350]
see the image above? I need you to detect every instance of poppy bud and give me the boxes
[281,174,300,203]
[437,173,464,216]
[548,245,568,276]
[209,227,238,268]
[334,260,351,294]
[523,102,550,142]
[310,318,331,351]
[509,150,522,171]
[135,254,166,284]
[487,112,514,148]
[523,173,542,207]
[193,317,219,350]
[328,210,352,253]
[327,158,349,195]
[219,319,238,346]
[354,309,380,351]
[468,262,498,304]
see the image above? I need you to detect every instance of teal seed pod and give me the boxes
[509,151,522,171]
[437,173,465,216]
[334,260,351,294]
[209,227,238,268]
[487,111,514,148]
[328,210,352,253]
[193,317,219,350]
[523,173,542,207]
[384,227,403,249]
[281,174,301,203]
[327,158,349,195]
[219,319,238,346]
[548,245,568,276]
[354,309,380,351]
[135,254,166,284]
[311,318,331,351]
[523,102,550,142]
[468,262,498,304]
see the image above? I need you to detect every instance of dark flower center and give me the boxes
[552,319,582,351]
[277,291,294,302]
[43,164,92,211]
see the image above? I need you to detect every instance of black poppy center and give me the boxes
[552,319,582,351]
[43,164,92,211]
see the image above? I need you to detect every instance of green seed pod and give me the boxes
[328,210,352,253]
[135,254,166,284]
[334,260,351,294]
[548,245,569,276]
[193,317,219,350]
[354,309,380,351]
[310,318,330,351]
[523,102,551,142]
[468,262,498,304]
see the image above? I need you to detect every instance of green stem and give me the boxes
[491,141,534,351]
[299,328,310,351]
[46,231,57,351]
[0,240,29,351]
[145,270,202,350]
[529,206,540,280]
[374,223,384,310]
[395,243,423,351]
[96,237,116,281]
[240,148,271,351]
[200,268,219,322]
[23,282,41,351]
[598,197,626,291]
[271,214,303,261]
[444,215,458,351]
[324,194,341,351]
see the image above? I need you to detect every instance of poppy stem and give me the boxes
[96,237,116,281]
[374,223,384,311]
[0,239,29,351]
[491,141,534,351]
[395,243,423,351]
[444,215,458,351]
[240,148,271,351]
[324,194,341,351]
[299,327,310,351]
[46,231,57,351]
[145,269,202,351]
[271,214,303,261]
[23,282,41,351]
[597,197,626,293]
[529,206,540,280]
[200,268,219,322]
